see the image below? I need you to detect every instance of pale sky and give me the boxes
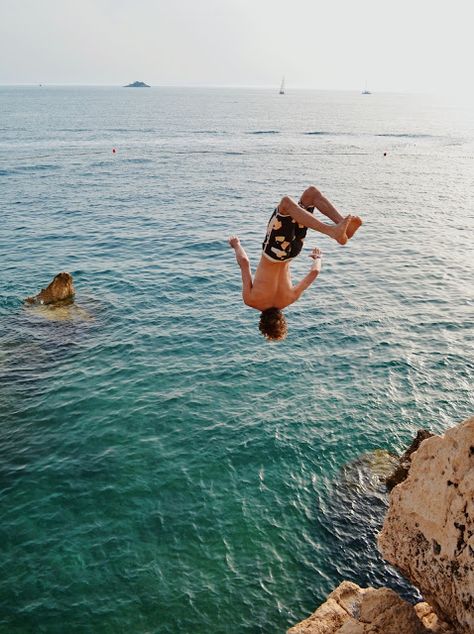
[1,0,473,94]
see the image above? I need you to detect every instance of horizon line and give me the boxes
[0,83,449,96]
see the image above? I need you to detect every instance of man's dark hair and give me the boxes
[258,308,287,341]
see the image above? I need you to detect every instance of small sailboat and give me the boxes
[362,80,371,95]
[279,76,285,95]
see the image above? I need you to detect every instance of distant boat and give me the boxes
[362,81,371,95]
[279,77,285,95]
[124,81,150,88]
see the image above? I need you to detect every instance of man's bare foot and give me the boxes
[346,216,363,239]
[332,216,352,245]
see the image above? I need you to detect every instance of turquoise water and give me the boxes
[1,87,473,633]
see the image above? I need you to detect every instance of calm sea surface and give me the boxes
[0,87,473,633]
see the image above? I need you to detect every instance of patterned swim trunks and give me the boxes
[261,206,314,262]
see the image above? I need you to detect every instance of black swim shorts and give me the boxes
[261,206,314,262]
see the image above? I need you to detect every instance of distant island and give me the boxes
[124,81,150,88]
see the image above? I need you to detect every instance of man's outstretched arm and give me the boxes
[228,236,253,305]
[292,247,322,302]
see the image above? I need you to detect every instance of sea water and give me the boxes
[0,87,473,633]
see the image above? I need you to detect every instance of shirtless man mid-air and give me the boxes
[229,185,362,340]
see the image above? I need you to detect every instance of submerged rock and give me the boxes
[314,449,419,601]
[24,302,92,322]
[378,416,474,633]
[359,448,400,481]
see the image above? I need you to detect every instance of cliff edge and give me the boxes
[378,416,474,633]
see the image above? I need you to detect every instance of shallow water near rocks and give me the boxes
[0,87,473,633]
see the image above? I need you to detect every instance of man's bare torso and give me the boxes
[244,256,295,310]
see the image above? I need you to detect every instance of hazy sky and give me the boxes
[1,0,473,93]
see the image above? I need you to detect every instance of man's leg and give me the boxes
[278,196,352,245]
[299,186,362,239]
[299,185,343,223]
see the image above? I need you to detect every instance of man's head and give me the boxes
[258,308,287,341]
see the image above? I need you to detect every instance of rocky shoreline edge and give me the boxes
[288,416,474,634]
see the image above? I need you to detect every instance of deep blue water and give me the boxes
[0,86,473,633]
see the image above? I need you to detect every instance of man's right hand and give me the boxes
[309,247,322,260]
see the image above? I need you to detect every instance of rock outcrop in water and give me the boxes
[123,80,150,87]
[288,416,474,634]
[25,272,75,305]
[23,272,93,320]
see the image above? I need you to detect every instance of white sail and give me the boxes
[279,76,285,95]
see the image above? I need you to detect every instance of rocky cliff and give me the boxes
[287,580,452,633]
[378,416,474,633]
[288,416,474,634]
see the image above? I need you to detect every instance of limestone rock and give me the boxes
[358,587,427,633]
[336,619,366,633]
[378,416,474,634]
[287,581,364,634]
[287,581,431,634]
[414,603,454,633]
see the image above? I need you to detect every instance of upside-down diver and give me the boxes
[229,185,362,340]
